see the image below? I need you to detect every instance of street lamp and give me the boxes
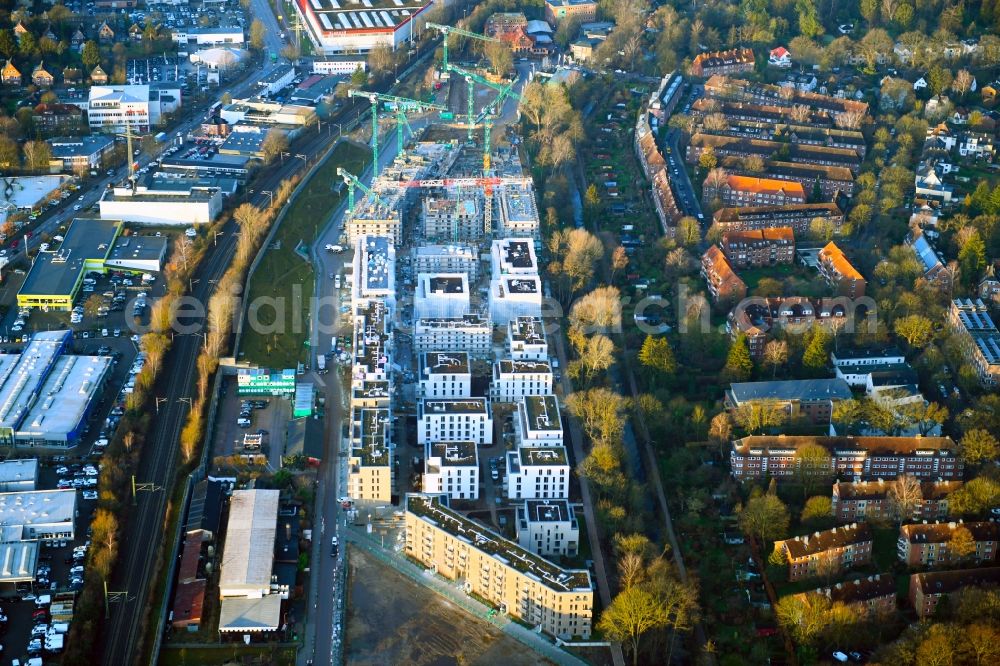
[261,190,274,207]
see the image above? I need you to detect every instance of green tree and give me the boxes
[802,325,831,372]
[261,129,288,163]
[0,136,19,168]
[676,216,700,246]
[249,19,265,50]
[81,40,101,69]
[585,183,600,209]
[0,30,17,59]
[723,333,753,382]
[698,146,717,170]
[949,476,1000,516]
[801,496,833,528]
[351,65,366,86]
[796,0,824,37]
[638,335,677,377]
[18,31,37,57]
[960,429,999,465]
[794,443,832,497]
[894,314,934,348]
[928,65,954,96]
[738,494,790,544]
[959,229,987,284]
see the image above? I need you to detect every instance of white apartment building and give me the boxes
[489,276,543,325]
[414,316,492,358]
[351,301,391,384]
[491,238,539,280]
[505,446,570,500]
[414,244,479,280]
[418,398,493,446]
[414,273,471,320]
[352,235,396,313]
[422,196,482,241]
[508,316,548,361]
[87,84,182,133]
[516,395,564,447]
[517,500,580,557]
[423,441,479,501]
[499,183,540,236]
[420,352,472,398]
[492,359,553,402]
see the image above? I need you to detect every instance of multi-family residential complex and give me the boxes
[712,202,845,235]
[691,48,755,77]
[544,0,597,24]
[818,242,866,298]
[701,245,747,303]
[417,398,493,446]
[710,176,806,207]
[419,352,472,399]
[728,296,852,358]
[489,275,543,325]
[772,523,873,582]
[719,157,856,198]
[897,521,999,567]
[515,395,564,447]
[792,574,896,617]
[730,436,963,481]
[720,227,795,267]
[491,238,539,279]
[86,83,182,132]
[948,298,1000,387]
[517,500,579,557]
[345,191,403,245]
[498,184,541,236]
[423,441,479,501]
[347,407,393,502]
[725,378,853,424]
[508,316,548,360]
[491,359,553,402]
[405,494,593,639]
[831,480,960,522]
[505,446,570,500]
[414,315,492,358]
[413,244,479,279]
[909,567,1000,618]
[414,274,471,320]
[422,197,482,241]
[351,235,396,313]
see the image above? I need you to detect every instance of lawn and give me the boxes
[159,645,297,666]
[240,142,368,368]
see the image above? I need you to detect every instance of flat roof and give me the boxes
[358,235,394,293]
[220,489,279,591]
[421,352,470,375]
[107,234,168,267]
[524,499,573,523]
[0,541,38,582]
[0,489,76,541]
[427,441,477,467]
[519,446,568,466]
[420,398,488,416]
[19,219,120,298]
[0,331,71,431]
[498,359,551,375]
[728,378,852,403]
[16,355,112,441]
[522,395,562,432]
[416,315,490,330]
[426,275,467,294]
[352,407,390,467]
[0,459,38,489]
[415,244,477,259]
[407,494,591,592]
[48,135,114,158]
[218,595,282,632]
[502,277,540,294]
[509,316,546,345]
[493,238,537,271]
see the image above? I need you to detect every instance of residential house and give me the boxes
[951,108,970,125]
[831,479,961,522]
[31,62,54,87]
[98,22,115,43]
[713,202,845,235]
[729,435,963,482]
[772,523,873,582]
[948,298,1000,387]
[818,242,866,298]
[978,269,1000,303]
[33,103,85,134]
[62,67,82,86]
[769,46,792,68]
[721,227,795,267]
[913,76,928,91]
[686,134,862,173]
[711,175,806,208]
[959,132,995,159]
[90,65,109,85]
[13,21,29,41]
[691,48,755,77]
[907,232,953,290]
[793,574,896,617]
[71,29,86,50]
[725,378,852,424]
[925,122,957,151]
[701,75,869,116]
[42,24,56,43]
[700,245,747,304]
[898,521,999,567]
[129,23,143,42]
[1,60,21,86]
[914,162,954,204]
[909,567,1000,618]
[831,347,906,368]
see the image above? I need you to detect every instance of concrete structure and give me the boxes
[414,273,471,320]
[87,84,182,132]
[414,315,492,358]
[721,227,795,267]
[237,368,296,396]
[898,521,998,567]
[818,242,866,297]
[489,276,543,325]
[516,395,564,447]
[730,435,962,482]
[773,523,873,582]
[293,0,435,55]
[405,494,593,640]
[105,233,169,273]
[491,359,553,402]
[831,479,960,523]
[0,489,76,541]
[948,298,1000,387]
[0,459,38,491]
[352,235,396,313]
[498,184,540,236]
[491,238,539,280]
[423,441,479,501]
[413,244,478,279]
[422,196,482,241]
[418,398,492,446]
[909,567,1000,618]
[0,541,39,583]
[100,179,223,225]
[257,65,296,96]
[47,135,115,173]
[701,245,747,304]
[312,57,366,75]
[517,500,579,557]
[506,446,570,500]
[419,352,471,399]
[172,26,245,46]
[508,316,547,361]
[345,192,402,245]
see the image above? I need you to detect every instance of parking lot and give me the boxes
[211,379,291,470]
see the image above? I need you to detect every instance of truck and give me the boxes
[49,602,74,623]
[316,355,327,374]
[154,132,168,143]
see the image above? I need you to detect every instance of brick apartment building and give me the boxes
[794,574,896,617]
[728,296,849,358]
[719,157,856,198]
[898,521,999,567]
[700,245,747,304]
[773,523,873,582]
[909,567,1000,618]
[721,227,795,267]
[691,48,755,77]
[831,479,961,523]
[729,435,963,482]
[818,242,866,298]
[713,202,845,235]
[686,134,863,173]
[710,175,806,208]
[948,298,1000,387]
[725,378,852,424]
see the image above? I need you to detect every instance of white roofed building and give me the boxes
[508,316,547,360]
[352,235,396,313]
[418,398,493,446]
[219,489,280,599]
[292,0,437,55]
[423,441,479,501]
[515,395,564,447]
[517,499,579,557]
[414,273,471,320]
[419,351,472,399]
[505,447,570,500]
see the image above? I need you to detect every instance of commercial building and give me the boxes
[0,541,39,584]
[423,441,479,501]
[0,459,38,491]
[713,202,844,235]
[422,197,482,241]
[418,398,493,446]
[419,352,471,399]
[544,0,597,24]
[99,178,223,225]
[711,176,806,207]
[491,359,553,402]
[414,274,471,320]
[772,523,873,582]
[312,56,366,75]
[105,233,169,273]
[220,99,317,127]
[701,245,747,304]
[87,84,182,132]
[897,521,998,567]
[352,235,396,313]
[517,500,579,557]
[413,244,479,279]
[414,315,492,358]
[832,480,960,523]
[948,298,1000,387]
[405,493,593,640]
[730,435,963,482]
[909,567,1000,618]
[721,227,795,267]
[257,65,296,96]
[172,26,245,46]
[237,368,296,396]
[818,242,866,298]
[293,0,435,55]
[498,183,541,236]
[508,316,547,361]
[516,395,564,447]
[0,331,110,449]
[47,135,116,173]
[793,574,896,618]
[505,447,570,500]
[0,489,76,541]
[691,48,755,77]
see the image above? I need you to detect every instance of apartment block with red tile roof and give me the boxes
[713,202,844,235]
[712,176,806,208]
[727,296,848,358]
[691,48,755,77]
[898,521,999,568]
[818,242,866,298]
[792,573,896,616]
[700,245,747,304]
[773,523,873,582]
[721,227,795,267]
[909,567,1000,618]
[832,480,962,523]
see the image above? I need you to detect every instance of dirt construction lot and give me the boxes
[345,548,553,666]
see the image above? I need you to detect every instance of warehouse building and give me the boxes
[293,0,435,55]
[0,459,38,491]
[99,178,223,225]
[0,489,76,541]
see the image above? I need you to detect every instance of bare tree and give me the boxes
[569,286,622,334]
[887,474,922,524]
[702,112,729,132]
[703,168,729,199]
[789,104,812,124]
[952,69,974,96]
[834,109,866,129]
[762,340,789,377]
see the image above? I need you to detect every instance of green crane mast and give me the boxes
[348,90,448,174]
[425,22,500,71]
[337,167,391,214]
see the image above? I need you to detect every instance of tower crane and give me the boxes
[475,78,518,172]
[444,63,520,142]
[337,167,391,214]
[425,22,500,72]
[348,89,448,174]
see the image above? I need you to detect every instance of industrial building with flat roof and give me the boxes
[0,459,38,491]
[100,178,223,225]
[293,0,435,55]
[219,489,280,598]
[405,493,594,640]
[0,489,76,541]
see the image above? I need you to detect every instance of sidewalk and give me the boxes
[344,526,590,666]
